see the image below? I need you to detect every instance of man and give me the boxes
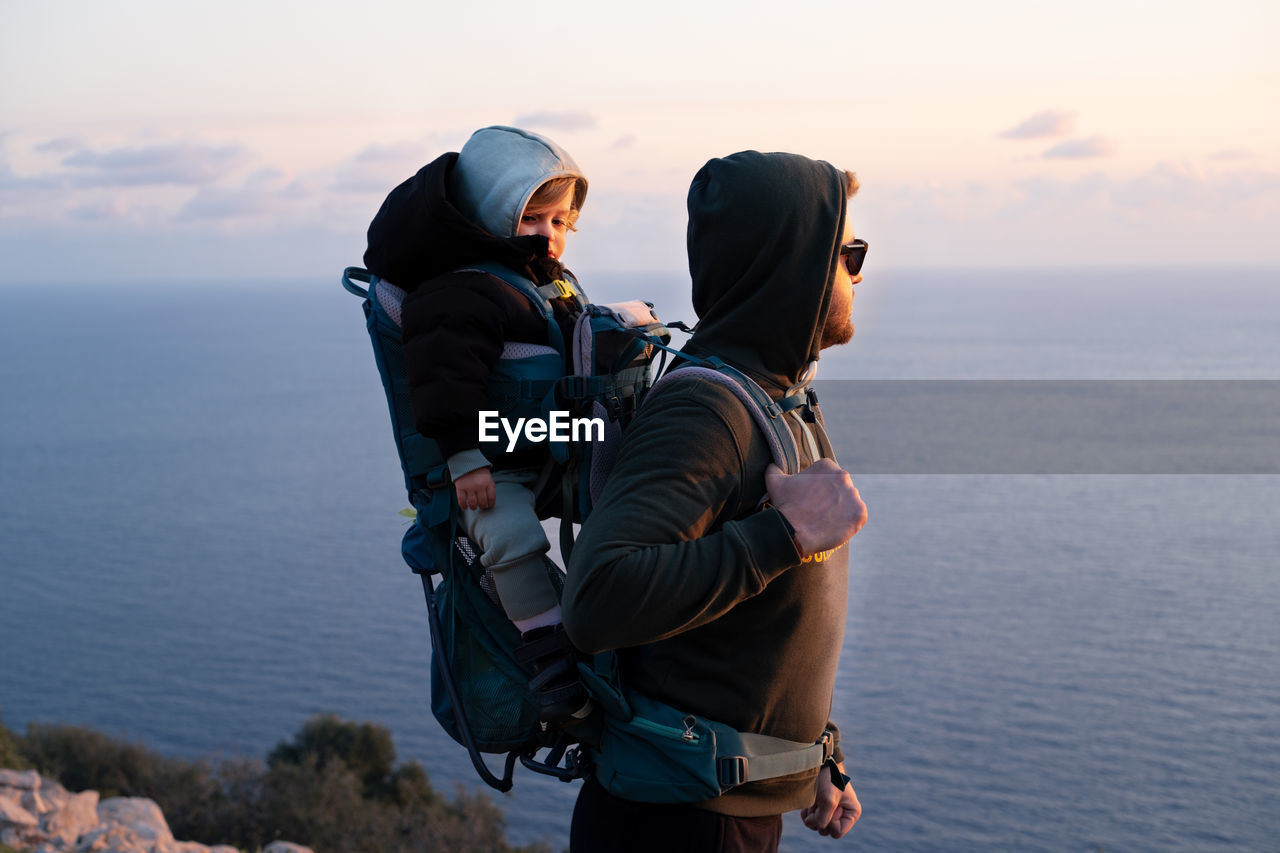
[563,150,868,852]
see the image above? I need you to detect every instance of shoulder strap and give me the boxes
[460,260,587,358]
[647,359,805,475]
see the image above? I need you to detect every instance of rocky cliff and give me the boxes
[0,769,310,853]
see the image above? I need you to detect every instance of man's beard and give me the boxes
[820,318,854,349]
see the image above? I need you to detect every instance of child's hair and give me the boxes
[527,176,583,231]
[844,169,860,198]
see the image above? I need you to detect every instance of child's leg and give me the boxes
[457,468,590,726]
[457,469,559,624]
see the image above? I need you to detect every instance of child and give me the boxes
[363,126,590,726]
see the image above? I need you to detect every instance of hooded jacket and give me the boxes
[563,151,852,817]
[362,127,588,470]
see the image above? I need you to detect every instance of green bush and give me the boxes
[267,714,402,802]
[11,714,549,853]
[0,709,30,771]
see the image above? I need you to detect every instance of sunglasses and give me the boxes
[839,238,869,277]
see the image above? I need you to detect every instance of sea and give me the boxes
[2,268,1278,852]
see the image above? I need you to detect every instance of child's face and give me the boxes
[517,186,576,261]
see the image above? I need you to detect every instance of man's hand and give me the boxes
[801,761,861,839]
[455,467,496,511]
[765,459,867,558]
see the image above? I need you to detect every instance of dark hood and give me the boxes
[683,150,847,390]
[362,152,558,290]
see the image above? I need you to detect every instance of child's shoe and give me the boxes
[514,624,593,729]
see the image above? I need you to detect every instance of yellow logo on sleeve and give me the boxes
[801,545,843,564]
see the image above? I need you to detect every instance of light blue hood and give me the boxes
[448,126,588,238]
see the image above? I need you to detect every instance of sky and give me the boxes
[1,0,1277,283]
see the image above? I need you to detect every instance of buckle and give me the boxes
[803,388,820,423]
[819,729,835,762]
[717,756,749,788]
[551,279,576,299]
[559,375,587,400]
[424,466,451,490]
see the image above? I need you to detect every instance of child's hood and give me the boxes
[450,126,588,239]
[362,127,586,290]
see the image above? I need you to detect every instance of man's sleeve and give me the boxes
[562,378,802,653]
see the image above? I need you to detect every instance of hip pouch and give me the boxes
[579,665,835,804]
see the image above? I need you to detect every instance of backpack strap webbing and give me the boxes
[460,260,587,359]
[715,728,837,788]
[647,360,805,476]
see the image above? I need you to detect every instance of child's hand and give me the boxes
[455,467,496,511]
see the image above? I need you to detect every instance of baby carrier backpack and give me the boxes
[341,263,838,797]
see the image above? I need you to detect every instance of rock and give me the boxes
[22,787,49,816]
[42,788,100,846]
[0,795,39,827]
[0,769,309,853]
[97,797,173,846]
[263,842,315,853]
[75,824,138,852]
[39,775,72,806]
[0,769,41,791]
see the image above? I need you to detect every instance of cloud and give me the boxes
[1043,137,1116,159]
[1209,149,1253,161]
[511,111,598,132]
[60,141,251,186]
[35,137,84,154]
[177,174,308,222]
[1000,161,1280,217]
[330,141,427,193]
[0,152,67,199]
[67,199,131,222]
[610,134,637,151]
[998,110,1076,140]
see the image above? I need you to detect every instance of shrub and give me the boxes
[11,714,549,853]
[0,709,29,771]
[17,723,171,798]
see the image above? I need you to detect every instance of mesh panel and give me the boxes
[573,313,592,374]
[478,570,501,608]
[434,532,541,751]
[589,400,623,503]
[455,535,480,565]
[502,341,559,359]
[375,280,407,328]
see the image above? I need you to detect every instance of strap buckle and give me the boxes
[551,278,576,299]
[559,375,587,400]
[717,756,749,788]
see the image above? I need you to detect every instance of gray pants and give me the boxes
[458,469,558,622]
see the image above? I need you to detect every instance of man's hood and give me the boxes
[683,150,847,390]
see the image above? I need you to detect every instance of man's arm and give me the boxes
[564,378,868,653]
[563,381,801,653]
